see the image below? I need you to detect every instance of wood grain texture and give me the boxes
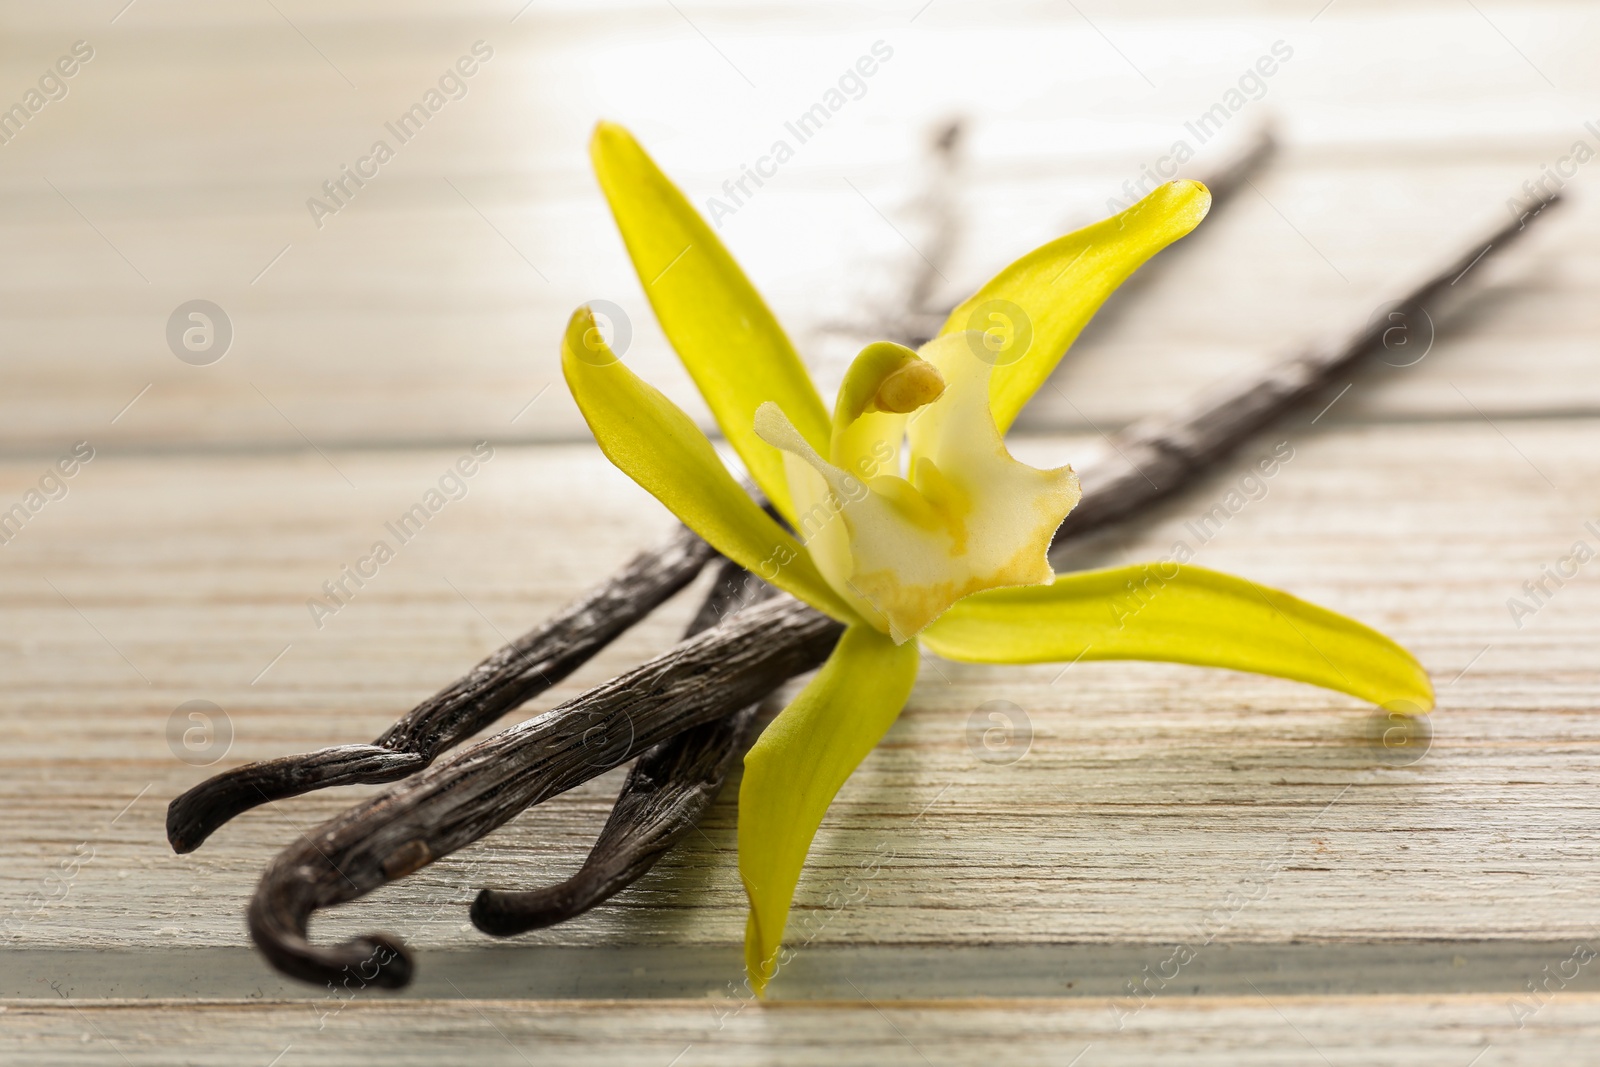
[3,0,1599,1060]
[3,994,1598,1065]
[0,1,1594,452]
[2,421,1598,957]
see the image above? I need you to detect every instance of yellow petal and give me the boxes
[590,122,831,525]
[941,180,1212,433]
[560,306,856,624]
[739,623,920,996]
[921,564,1435,713]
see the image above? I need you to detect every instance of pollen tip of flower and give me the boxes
[871,360,946,414]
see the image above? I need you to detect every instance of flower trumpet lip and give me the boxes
[569,120,1435,996]
[750,329,1083,643]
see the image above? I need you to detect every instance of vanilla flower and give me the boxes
[564,123,1434,994]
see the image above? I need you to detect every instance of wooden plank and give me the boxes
[3,940,1597,1001]
[2,994,1594,1065]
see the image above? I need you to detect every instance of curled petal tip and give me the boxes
[1158,178,1211,221]
[589,119,631,149]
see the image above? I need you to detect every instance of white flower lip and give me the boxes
[756,332,1081,642]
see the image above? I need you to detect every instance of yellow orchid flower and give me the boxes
[566,122,1435,996]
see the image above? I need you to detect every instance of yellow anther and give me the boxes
[871,360,946,414]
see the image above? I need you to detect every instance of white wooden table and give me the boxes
[3,1,1599,1063]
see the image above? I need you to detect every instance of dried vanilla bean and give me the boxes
[167,522,717,852]
[473,559,772,935]
[1056,189,1561,540]
[247,594,841,989]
